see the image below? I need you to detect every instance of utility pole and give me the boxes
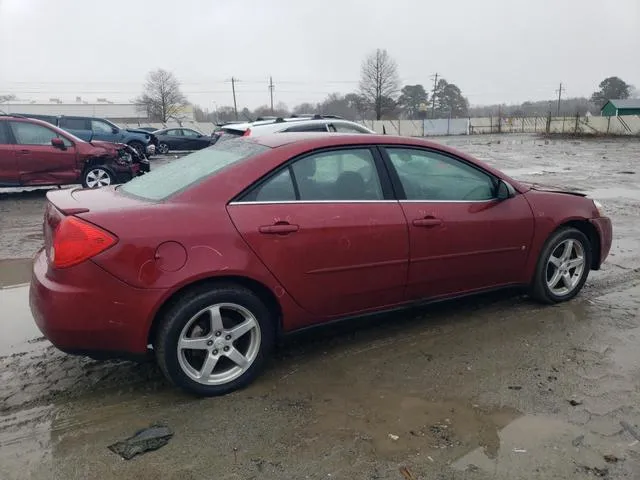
[556,82,563,116]
[430,73,439,119]
[268,76,275,114]
[231,77,238,120]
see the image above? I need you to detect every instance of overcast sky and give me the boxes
[1,0,638,110]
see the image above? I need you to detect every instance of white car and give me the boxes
[211,116,374,144]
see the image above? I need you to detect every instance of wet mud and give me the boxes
[1,137,639,479]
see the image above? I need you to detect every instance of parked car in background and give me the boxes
[153,127,214,153]
[134,126,159,132]
[15,114,158,157]
[30,133,611,396]
[0,114,149,188]
[211,115,374,144]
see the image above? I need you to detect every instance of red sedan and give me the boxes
[29,134,612,396]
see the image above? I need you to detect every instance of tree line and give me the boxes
[8,52,630,123]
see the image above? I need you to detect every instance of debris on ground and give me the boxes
[513,448,527,453]
[568,399,583,406]
[620,421,640,442]
[572,435,585,447]
[577,465,609,477]
[108,424,174,460]
[603,454,621,464]
[399,466,416,480]
[388,433,399,441]
[508,385,522,390]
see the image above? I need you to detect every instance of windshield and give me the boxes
[119,139,269,200]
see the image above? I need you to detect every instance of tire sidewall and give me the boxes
[159,143,169,154]
[156,286,274,396]
[535,228,592,303]
[83,166,114,188]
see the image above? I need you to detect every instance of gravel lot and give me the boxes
[1,134,639,480]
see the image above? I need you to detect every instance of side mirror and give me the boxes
[51,137,66,150]
[112,127,119,134]
[496,179,514,201]
[197,134,202,138]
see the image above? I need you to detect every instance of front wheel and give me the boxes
[83,167,114,188]
[158,143,170,154]
[128,141,146,157]
[155,284,275,396]
[530,227,592,304]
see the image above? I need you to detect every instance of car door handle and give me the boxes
[259,223,299,234]
[17,149,30,154]
[412,217,443,227]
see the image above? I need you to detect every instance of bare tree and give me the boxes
[359,49,400,120]
[136,69,188,122]
[0,94,16,103]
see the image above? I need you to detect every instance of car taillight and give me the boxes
[51,216,117,268]
[243,129,251,136]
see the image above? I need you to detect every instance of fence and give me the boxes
[121,115,640,138]
[361,114,640,137]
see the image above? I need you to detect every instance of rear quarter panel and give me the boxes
[521,190,600,282]
[83,202,314,332]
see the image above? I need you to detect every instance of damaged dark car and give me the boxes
[0,115,149,189]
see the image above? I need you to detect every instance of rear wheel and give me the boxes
[155,283,275,396]
[530,227,591,304]
[83,167,113,188]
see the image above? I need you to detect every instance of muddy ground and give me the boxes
[1,134,639,480]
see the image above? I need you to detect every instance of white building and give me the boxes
[0,101,195,122]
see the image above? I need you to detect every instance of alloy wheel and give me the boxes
[85,168,112,188]
[545,239,585,296]
[177,303,261,385]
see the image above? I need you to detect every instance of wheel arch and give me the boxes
[555,219,601,270]
[147,275,283,348]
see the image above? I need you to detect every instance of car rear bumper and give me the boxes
[590,216,613,269]
[29,249,165,357]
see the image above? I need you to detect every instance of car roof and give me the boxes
[250,132,437,149]
[221,117,358,131]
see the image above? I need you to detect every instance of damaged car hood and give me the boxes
[519,181,587,197]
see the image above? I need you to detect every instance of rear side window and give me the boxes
[119,139,269,201]
[60,118,89,130]
[331,122,371,133]
[284,123,328,132]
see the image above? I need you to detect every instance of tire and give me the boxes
[82,167,114,188]
[158,143,170,154]
[530,227,592,304]
[155,283,275,396]
[128,141,146,157]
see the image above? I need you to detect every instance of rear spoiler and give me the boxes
[46,188,89,215]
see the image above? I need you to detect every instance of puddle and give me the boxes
[587,186,640,201]
[0,258,33,288]
[452,415,629,477]
[503,166,567,177]
[0,285,43,356]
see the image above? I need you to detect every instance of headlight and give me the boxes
[592,199,605,217]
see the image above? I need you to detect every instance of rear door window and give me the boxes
[119,139,269,200]
[0,122,10,144]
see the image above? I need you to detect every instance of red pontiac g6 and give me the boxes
[30,134,613,396]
